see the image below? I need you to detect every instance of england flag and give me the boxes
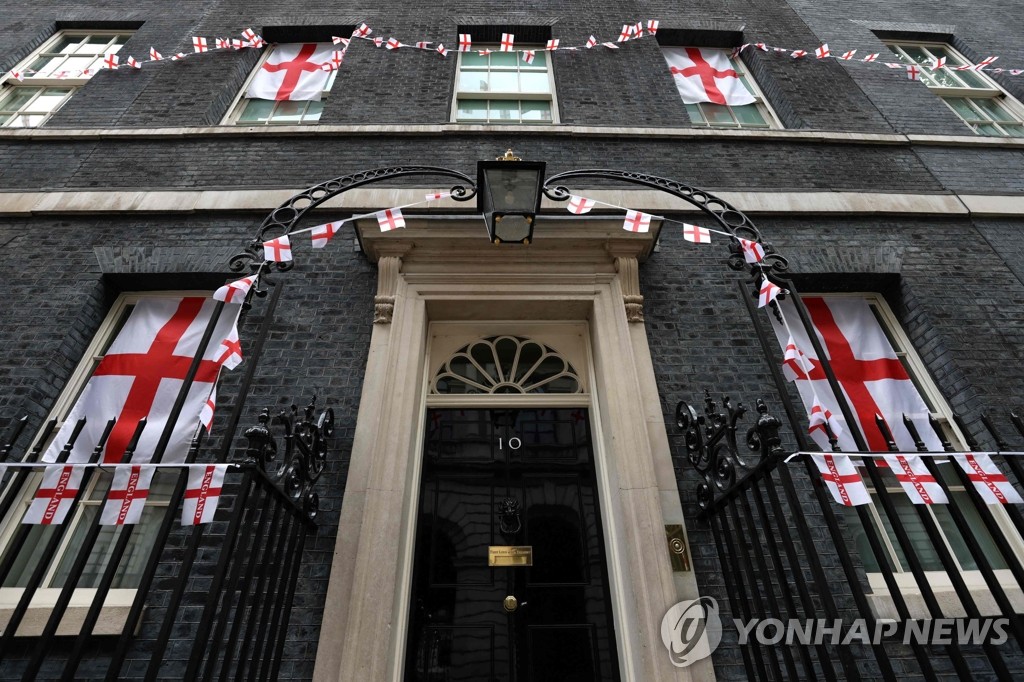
[663,47,756,106]
[246,43,336,101]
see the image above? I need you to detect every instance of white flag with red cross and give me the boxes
[200,387,217,431]
[459,34,472,51]
[809,454,871,506]
[181,464,230,525]
[245,43,336,101]
[377,208,406,231]
[213,275,256,304]
[192,37,208,53]
[38,298,241,469]
[880,454,948,505]
[23,465,86,524]
[100,464,158,525]
[216,323,243,370]
[425,191,452,201]
[263,236,292,262]
[311,221,343,248]
[567,195,595,214]
[663,47,756,106]
[682,223,711,244]
[622,210,652,233]
[500,33,515,52]
[740,238,765,263]
[770,296,944,453]
[758,278,782,308]
[782,336,812,381]
[808,396,843,440]
[953,453,1024,504]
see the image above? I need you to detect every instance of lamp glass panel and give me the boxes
[483,167,541,211]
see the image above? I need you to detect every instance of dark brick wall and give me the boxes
[2,0,1024,679]
[0,212,374,681]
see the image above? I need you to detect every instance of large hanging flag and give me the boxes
[245,43,336,101]
[663,47,757,106]
[38,298,240,468]
[182,464,229,525]
[770,296,944,452]
[809,453,871,506]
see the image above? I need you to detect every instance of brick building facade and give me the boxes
[1,1,1024,680]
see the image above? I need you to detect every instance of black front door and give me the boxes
[405,408,620,682]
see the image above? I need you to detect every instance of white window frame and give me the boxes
[0,30,131,128]
[0,291,206,623]
[451,45,559,125]
[222,43,339,125]
[662,47,782,130]
[886,41,1024,137]
[828,293,1024,616]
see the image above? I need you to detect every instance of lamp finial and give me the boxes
[496,149,522,161]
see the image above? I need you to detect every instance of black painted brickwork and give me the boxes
[2,0,1024,679]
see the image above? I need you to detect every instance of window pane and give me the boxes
[519,72,550,93]
[62,55,99,74]
[489,52,518,67]
[0,88,39,112]
[74,37,114,55]
[28,89,72,113]
[490,100,519,122]
[876,493,944,571]
[28,55,68,75]
[488,72,518,92]
[237,98,275,122]
[734,104,767,126]
[303,100,324,122]
[973,97,1016,122]
[269,100,305,123]
[943,97,977,119]
[456,99,487,120]
[685,103,706,125]
[458,71,488,93]
[702,103,735,126]
[933,491,1009,571]
[974,122,1002,136]
[901,46,931,66]
[956,69,990,90]
[1,523,56,587]
[461,52,488,67]
[1003,124,1024,138]
[521,101,552,121]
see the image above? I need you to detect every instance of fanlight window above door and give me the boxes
[432,336,583,394]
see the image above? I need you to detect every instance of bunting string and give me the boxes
[5,22,1022,85]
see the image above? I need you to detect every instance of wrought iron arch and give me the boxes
[230,166,478,274]
[542,168,788,276]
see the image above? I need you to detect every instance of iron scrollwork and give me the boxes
[230,166,478,275]
[677,390,783,511]
[542,168,791,314]
[244,396,334,521]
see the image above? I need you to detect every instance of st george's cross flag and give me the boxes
[37,298,240,470]
[263,236,292,262]
[213,275,256,304]
[567,195,595,214]
[622,210,652,233]
[23,465,87,525]
[200,387,217,431]
[682,223,711,244]
[377,208,406,231]
[809,453,871,506]
[182,464,230,525]
[245,43,336,101]
[770,296,944,454]
[782,336,812,381]
[808,397,843,440]
[663,47,757,106]
[100,464,158,525]
[952,453,1024,504]
[311,221,343,248]
[216,324,243,370]
[739,238,765,263]
[757,278,782,308]
[881,454,948,505]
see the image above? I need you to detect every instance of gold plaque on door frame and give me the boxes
[488,545,533,567]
